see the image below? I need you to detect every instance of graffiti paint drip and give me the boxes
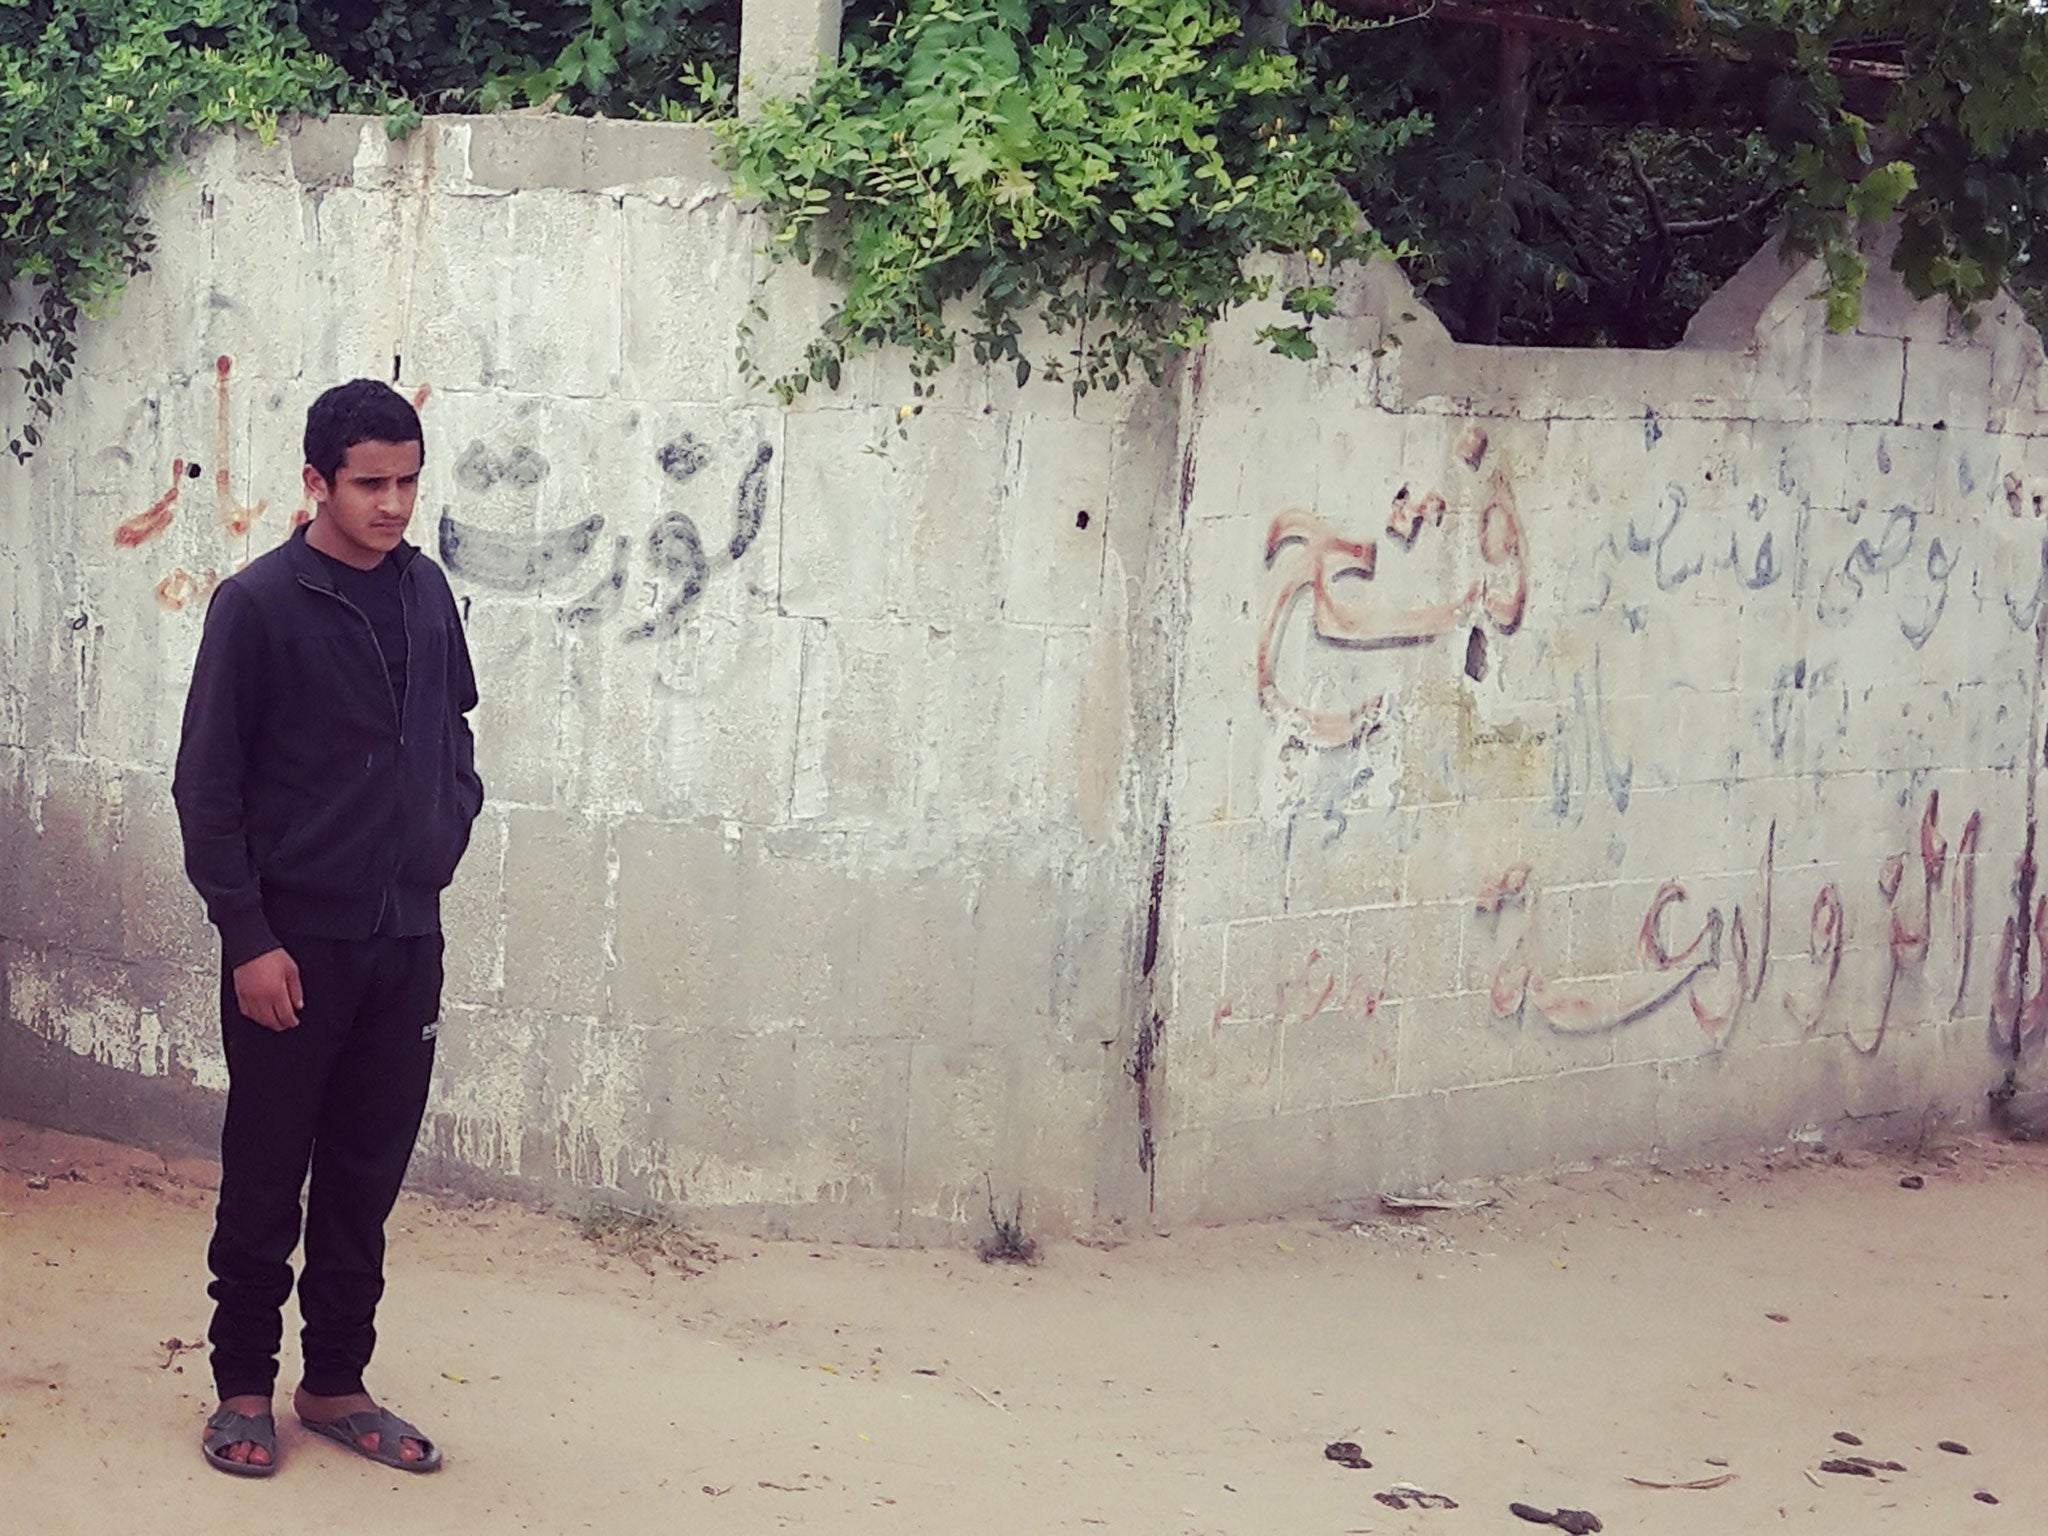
[114,459,185,548]
[213,356,267,537]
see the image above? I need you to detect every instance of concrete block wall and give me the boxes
[4,112,2042,1242]
[0,117,1171,1243]
[1154,246,2048,1223]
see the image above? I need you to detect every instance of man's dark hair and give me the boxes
[304,379,425,483]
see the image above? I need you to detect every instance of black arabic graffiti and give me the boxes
[1813,504,1955,650]
[627,442,773,643]
[437,438,774,636]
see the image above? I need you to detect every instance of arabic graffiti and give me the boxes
[1257,427,1528,747]
[111,366,432,608]
[1480,793,1981,1054]
[434,439,774,639]
[1480,824,1774,1050]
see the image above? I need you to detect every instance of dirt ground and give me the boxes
[1,1119,2041,1535]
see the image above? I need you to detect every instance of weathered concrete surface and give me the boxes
[0,118,1169,1244]
[1155,246,2048,1223]
[2,115,2042,1242]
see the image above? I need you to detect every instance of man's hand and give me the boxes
[232,948,303,1031]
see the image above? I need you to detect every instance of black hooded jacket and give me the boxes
[172,523,485,968]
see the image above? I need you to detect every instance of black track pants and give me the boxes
[206,931,441,1400]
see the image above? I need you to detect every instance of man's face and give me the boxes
[304,438,422,564]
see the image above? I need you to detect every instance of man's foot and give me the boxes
[201,1396,278,1476]
[293,1385,434,1466]
[204,1394,274,1469]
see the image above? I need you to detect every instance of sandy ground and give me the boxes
[0,1120,2041,1535]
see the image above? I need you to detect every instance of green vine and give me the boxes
[717,0,1422,406]
[1,2,341,461]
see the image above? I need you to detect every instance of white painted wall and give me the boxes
[2,117,2040,1240]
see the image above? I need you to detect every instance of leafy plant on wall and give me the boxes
[716,0,1422,407]
[1,1,341,461]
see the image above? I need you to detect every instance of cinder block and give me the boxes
[199,178,311,383]
[1221,912,1353,1025]
[1811,333,1907,425]
[403,192,515,393]
[1158,1016,1281,1134]
[1395,989,1519,1095]
[5,945,144,1074]
[500,191,621,397]
[730,832,882,1032]
[1901,340,1996,431]
[0,748,30,934]
[639,1027,802,1176]
[779,410,1006,622]
[1001,416,1113,627]
[619,195,757,404]
[1178,1107,1340,1221]
[1169,817,1288,929]
[644,617,804,826]
[847,855,979,1037]
[20,756,125,957]
[585,120,722,192]
[1103,408,1179,579]
[1164,917,1229,1027]
[1050,862,1138,1044]
[738,0,841,114]
[1045,622,1133,846]
[283,114,365,189]
[920,623,1050,837]
[501,809,610,1014]
[460,115,591,192]
[612,818,737,1024]
[535,1012,652,1195]
[901,1038,1011,1226]
[1355,900,1457,1005]
[462,602,563,809]
[423,1002,552,1173]
[1278,999,1399,1114]
[786,619,931,826]
[991,1042,1109,1237]
[147,958,229,1093]
[303,187,405,379]
[1654,1038,1846,1153]
[965,868,1061,1040]
[1279,802,1408,914]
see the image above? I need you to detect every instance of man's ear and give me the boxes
[301,463,329,506]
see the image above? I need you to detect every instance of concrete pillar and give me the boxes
[739,0,843,118]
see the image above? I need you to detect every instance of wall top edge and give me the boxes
[260,112,728,197]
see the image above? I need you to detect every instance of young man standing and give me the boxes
[174,379,483,1476]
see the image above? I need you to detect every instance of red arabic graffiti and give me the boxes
[1257,429,1528,747]
[1482,794,1981,1054]
[112,363,432,606]
[113,459,185,549]
[1483,824,1773,1048]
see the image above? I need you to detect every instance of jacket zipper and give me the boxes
[296,572,408,744]
[297,569,413,928]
